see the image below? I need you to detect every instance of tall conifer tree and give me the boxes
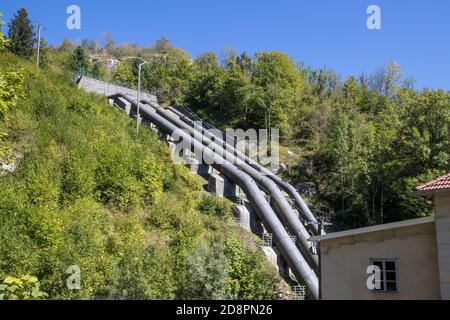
[8,8,35,58]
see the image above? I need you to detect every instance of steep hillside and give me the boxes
[0,52,285,300]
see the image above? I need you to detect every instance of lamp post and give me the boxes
[122,56,148,134]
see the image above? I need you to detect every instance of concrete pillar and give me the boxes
[158,132,177,143]
[262,246,279,273]
[113,97,131,115]
[184,157,211,175]
[168,141,179,160]
[232,204,251,231]
[261,246,289,278]
[149,122,158,132]
[250,209,266,235]
[207,174,239,198]
[207,174,225,197]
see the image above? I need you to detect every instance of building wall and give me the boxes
[320,222,440,300]
[435,192,450,299]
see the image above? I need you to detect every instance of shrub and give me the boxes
[0,275,47,300]
[179,240,229,300]
[224,236,276,300]
[0,50,280,300]
[197,194,230,218]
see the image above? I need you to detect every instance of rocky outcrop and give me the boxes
[0,152,23,176]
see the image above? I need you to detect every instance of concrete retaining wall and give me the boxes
[78,76,158,104]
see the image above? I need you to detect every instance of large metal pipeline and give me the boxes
[165,106,322,235]
[138,100,318,271]
[109,93,319,299]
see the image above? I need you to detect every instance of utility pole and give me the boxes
[34,22,46,67]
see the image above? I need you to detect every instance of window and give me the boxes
[370,259,398,292]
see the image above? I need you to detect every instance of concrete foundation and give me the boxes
[184,157,211,175]
[250,209,266,235]
[159,132,178,143]
[113,97,132,115]
[168,142,179,160]
[149,122,158,132]
[207,173,239,198]
[261,246,289,277]
[232,204,251,231]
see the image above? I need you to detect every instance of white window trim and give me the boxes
[369,258,399,294]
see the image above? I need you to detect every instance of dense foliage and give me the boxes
[0,14,24,160]
[0,45,279,299]
[0,275,47,300]
[104,39,447,230]
[7,8,34,58]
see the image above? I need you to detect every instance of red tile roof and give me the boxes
[416,173,450,193]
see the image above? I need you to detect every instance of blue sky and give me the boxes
[1,0,449,90]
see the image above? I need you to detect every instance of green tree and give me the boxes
[7,8,35,58]
[141,45,194,105]
[251,51,304,139]
[0,61,24,159]
[69,45,90,73]
[154,36,171,54]
[112,61,136,87]
[180,241,229,300]
[81,38,99,54]
[216,59,254,126]
[187,52,225,119]
[369,60,402,98]
[58,38,75,53]
[197,195,230,218]
[0,276,47,300]
[224,236,276,300]
[0,12,10,49]
[90,61,107,79]
[100,32,115,54]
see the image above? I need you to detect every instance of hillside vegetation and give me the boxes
[0,47,281,299]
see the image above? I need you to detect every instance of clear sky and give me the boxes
[1,0,449,90]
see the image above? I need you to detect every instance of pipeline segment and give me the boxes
[136,99,318,271]
[166,106,322,235]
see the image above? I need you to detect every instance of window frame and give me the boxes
[369,258,399,294]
